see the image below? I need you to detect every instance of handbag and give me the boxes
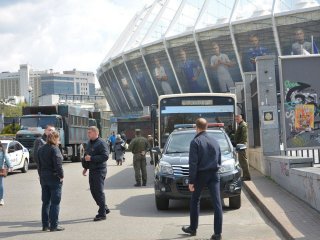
[0,154,8,177]
[0,168,8,177]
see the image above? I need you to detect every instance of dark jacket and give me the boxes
[38,144,64,179]
[188,131,221,184]
[83,137,109,170]
[33,134,47,167]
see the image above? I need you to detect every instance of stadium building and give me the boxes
[97,0,320,116]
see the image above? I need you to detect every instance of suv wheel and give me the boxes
[155,196,169,210]
[21,159,28,173]
[229,195,241,209]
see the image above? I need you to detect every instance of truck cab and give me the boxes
[16,114,65,163]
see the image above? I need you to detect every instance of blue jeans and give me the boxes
[40,176,62,228]
[190,171,223,235]
[0,176,4,199]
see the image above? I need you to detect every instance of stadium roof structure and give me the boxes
[97,0,320,115]
[101,0,320,63]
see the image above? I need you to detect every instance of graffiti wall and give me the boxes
[280,55,320,149]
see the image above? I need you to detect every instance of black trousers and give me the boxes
[89,169,107,216]
[190,171,223,235]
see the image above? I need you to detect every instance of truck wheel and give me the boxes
[21,159,28,173]
[229,195,241,209]
[155,195,169,210]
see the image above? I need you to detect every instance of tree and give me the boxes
[1,123,20,134]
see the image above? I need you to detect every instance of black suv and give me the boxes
[153,126,242,210]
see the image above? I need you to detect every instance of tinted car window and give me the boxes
[14,142,22,151]
[165,131,231,154]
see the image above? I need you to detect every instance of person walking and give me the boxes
[114,134,125,166]
[37,131,64,231]
[108,132,116,152]
[147,135,154,165]
[182,118,223,240]
[128,129,149,187]
[82,126,110,221]
[235,114,251,181]
[33,125,55,168]
[0,141,13,206]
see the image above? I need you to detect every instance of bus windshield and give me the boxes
[20,116,58,129]
[159,94,236,147]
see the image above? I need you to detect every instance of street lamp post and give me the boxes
[28,86,33,106]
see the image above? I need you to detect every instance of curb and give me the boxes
[243,182,294,240]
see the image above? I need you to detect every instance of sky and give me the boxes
[0,0,153,83]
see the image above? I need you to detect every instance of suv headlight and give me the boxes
[159,161,173,175]
[219,159,236,173]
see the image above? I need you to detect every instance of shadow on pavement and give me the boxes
[0,218,93,239]
[105,162,155,190]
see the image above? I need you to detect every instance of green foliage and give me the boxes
[0,102,26,117]
[1,124,20,134]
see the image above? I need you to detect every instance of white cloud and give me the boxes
[0,0,153,79]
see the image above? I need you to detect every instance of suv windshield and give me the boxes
[165,131,231,154]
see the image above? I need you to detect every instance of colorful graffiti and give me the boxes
[283,80,320,148]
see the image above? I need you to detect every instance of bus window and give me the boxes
[158,93,236,147]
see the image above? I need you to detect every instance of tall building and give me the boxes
[41,69,95,96]
[0,65,95,105]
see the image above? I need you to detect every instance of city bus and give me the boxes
[158,93,237,147]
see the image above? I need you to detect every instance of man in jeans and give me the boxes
[128,129,150,187]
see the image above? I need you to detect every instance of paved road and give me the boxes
[0,153,284,240]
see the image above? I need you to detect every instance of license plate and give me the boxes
[183,177,189,186]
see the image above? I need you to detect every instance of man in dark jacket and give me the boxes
[82,126,110,221]
[182,118,223,240]
[33,125,55,167]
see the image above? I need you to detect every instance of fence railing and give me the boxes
[282,148,320,165]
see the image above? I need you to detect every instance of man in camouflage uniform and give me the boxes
[235,114,251,181]
[129,129,150,187]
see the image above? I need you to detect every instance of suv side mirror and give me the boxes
[151,146,161,155]
[235,144,247,152]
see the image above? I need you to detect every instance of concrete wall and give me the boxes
[264,156,320,212]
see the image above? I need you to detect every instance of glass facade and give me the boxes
[41,81,74,95]
[97,0,320,115]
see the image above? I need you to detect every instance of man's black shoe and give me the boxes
[50,226,65,232]
[42,227,49,231]
[182,226,196,236]
[134,183,141,187]
[105,208,110,214]
[93,215,106,221]
[142,182,146,186]
[210,234,222,240]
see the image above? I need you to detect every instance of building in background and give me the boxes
[0,64,97,106]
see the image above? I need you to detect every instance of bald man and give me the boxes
[182,118,223,240]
